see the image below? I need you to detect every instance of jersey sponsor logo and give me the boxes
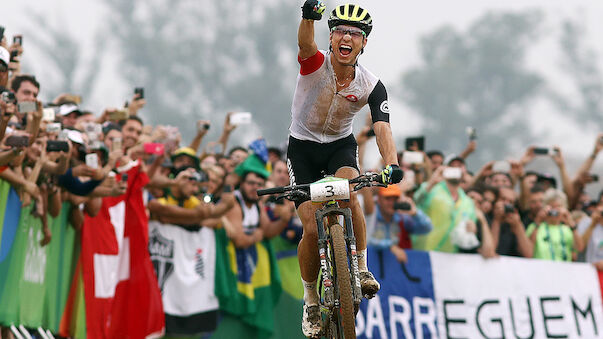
[345,94,359,102]
[380,100,390,113]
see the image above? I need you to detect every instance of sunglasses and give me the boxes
[331,27,365,39]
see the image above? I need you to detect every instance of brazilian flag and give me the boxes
[213,228,282,339]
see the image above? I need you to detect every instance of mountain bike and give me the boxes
[258,172,386,339]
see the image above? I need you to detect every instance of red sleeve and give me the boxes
[0,166,7,173]
[298,50,325,75]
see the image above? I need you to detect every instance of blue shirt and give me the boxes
[366,206,433,250]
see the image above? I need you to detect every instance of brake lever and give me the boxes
[275,194,288,202]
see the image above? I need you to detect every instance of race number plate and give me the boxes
[310,177,350,202]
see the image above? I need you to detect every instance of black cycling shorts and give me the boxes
[286,134,359,206]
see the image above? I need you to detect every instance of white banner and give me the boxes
[148,221,218,316]
[431,252,603,339]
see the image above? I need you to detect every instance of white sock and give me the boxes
[302,277,319,306]
[358,249,368,272]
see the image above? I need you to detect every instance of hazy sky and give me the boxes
[2,0,602,186]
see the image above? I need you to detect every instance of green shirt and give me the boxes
[412,181,476,253]
[527,222,574,262]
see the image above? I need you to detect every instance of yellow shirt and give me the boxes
[157,194,201,210]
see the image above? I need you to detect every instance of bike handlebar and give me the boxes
[257,172,386,198]
[257,186,286,196]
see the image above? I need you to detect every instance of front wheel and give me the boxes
[330,223,356,339]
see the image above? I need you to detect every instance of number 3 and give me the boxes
[325,185,335,198]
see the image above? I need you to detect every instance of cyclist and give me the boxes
[290,1,403,336]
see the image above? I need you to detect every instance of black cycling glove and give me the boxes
[382,164,403,184]
[302,0,326,20]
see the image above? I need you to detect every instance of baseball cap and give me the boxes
[0,47,9,67]
[59,103,82,116]
[378,184,401,198]
[170,147,200,170]
[444,154,465,166]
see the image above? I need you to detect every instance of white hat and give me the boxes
[65,129,84,145]
[0,47,9,67]
[59,103,81,116]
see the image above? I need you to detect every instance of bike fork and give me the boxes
[316,215,334,308]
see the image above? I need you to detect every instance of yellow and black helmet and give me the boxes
[327,3,373,36]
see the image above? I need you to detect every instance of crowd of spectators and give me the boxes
[0,26,602,338]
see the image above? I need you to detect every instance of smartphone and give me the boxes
[17,101,36,113]
[5,135,29,147]
[591,174,599,182]
[394,202,412,211]
[403,151,424,164]
[85,153,99,169]
[84,123,102,141]
[42,107,56,122]
[9,50,18,62]
[121,173,128,183]
[533,147,556,156]
[46,140,69,152]
[466,127,477,140]
[405,136,425,151]
[492,160,511,173]
[197,121,210,132]
[443,167,462,180]
[45,122,61,133]
[13,35,22,46]
[108,109,128,121]
[112,137,122,151]
[230,112,252,125]
[366,129,376,137]
[0,27,4,40]
[1,91,15,104]
[144,142,165,155]
[134,87,144,99]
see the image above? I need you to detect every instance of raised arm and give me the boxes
[298,0,325,59]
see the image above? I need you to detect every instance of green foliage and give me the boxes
[101,0,299,146]
[401,11,543,167]
[549,20,603,126]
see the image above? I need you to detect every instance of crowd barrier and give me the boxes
[0,178,602,339]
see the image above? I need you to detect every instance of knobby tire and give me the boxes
[330,223,355,339]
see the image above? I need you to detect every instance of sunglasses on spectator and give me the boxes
[331,27,365,40]
[244,180,264,187]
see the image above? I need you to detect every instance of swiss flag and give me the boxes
[81,162,165,338]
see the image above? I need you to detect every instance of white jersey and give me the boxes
[289,50,388,144]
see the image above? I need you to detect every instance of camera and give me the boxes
[189,170,208,183]
[591,174,599,182]
[504,204,515,214]
[13,35,22,46]
[394,201,412,211]
[1,91,16,104]
[547,209,559,217]
[17,101,37,113]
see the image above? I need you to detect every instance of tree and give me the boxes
[548,19,603,128]
[100,0,300,146]
[21,12,104,103]
[400,11,543,167]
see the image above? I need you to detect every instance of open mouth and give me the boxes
[339,45,352,57]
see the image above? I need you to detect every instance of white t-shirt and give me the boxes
[577,216,603,263]
[289,50,388,143]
